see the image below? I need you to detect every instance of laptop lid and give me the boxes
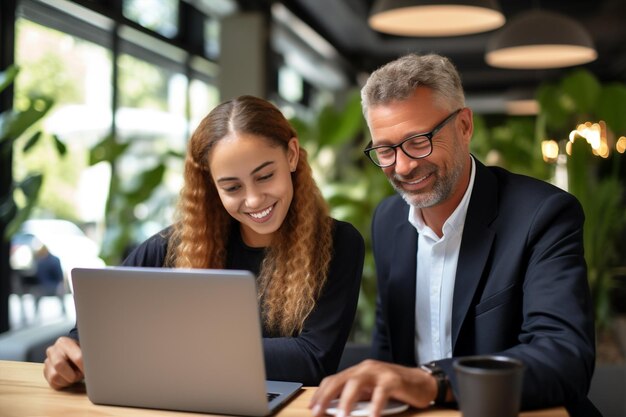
[71,266,302,416]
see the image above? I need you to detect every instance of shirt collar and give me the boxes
[408,155,476,238]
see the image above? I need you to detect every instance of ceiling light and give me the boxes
[369,0,505,37]
[504,88,539,115]
[486,10,597,69]
[506,99,539,116]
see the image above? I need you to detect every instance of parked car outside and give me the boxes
[9,219,106,294]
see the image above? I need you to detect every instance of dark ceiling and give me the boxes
[277,0,626,103]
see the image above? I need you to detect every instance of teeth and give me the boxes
[249,205,273,219]
[406,174,429,184]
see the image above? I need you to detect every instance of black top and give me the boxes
[71,219,364,385]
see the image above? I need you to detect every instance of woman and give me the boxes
[43,95,364,389]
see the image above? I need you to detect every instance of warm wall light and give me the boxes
[617,137,626,154]
[541,140,559,163]
[368,0,505,36]
[568,121,610,158]
[485,10,597,69]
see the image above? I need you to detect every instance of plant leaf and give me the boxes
[324,91,364,147]
[317,105,340,147]
[19,173,44,200]
[0,66,19,93]
[3,174,43,239]
[289,117,312,146]
[597,84,626,134]
[0,193,18,232]
[125,164,166,205]
[314,92,364,148]
[52,134,67,156]
[5,96,54,139]
[535,84,570,131]
[0,110,17,142]
[560,69,601,115]
[4,205,31,240]
[22,131,43,153]
[89,134,130,165]
[165,149,184,160]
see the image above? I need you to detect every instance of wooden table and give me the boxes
[0,360,567,417]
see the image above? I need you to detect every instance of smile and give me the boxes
[400,172,431,185]
[248,204,274,220]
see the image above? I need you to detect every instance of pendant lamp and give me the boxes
[485,10,597,69]
[368,0,505,37]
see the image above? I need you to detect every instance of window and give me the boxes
[278,65,304,104]
[117,53,187,147]
[11,0,220,273]
[15,18,113,221]
[189,78,219,133]
[204,17,220,59]
[122,0,179,39]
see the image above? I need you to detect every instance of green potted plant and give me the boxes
[536,69,626,332]
[0,66,65,239]
[290,90,395,342]
[87,132,183,265]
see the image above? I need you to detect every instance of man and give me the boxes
[33,243,66,316]
[310,54,598,417]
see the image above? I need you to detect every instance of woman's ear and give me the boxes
[287,137,300,172]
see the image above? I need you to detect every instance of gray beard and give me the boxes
[389,162,463,209]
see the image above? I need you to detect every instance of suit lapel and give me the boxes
[451,160,498,349]
[388,208,418,366]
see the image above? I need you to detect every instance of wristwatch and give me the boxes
[419,362,448,405]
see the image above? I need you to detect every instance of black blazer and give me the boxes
[371,159,598,416]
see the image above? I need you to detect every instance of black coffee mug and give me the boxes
[453,355,525,417]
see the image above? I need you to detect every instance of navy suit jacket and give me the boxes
[371,159,598,416]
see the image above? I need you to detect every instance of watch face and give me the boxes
[421,363,443,375]
[420,365,433,374]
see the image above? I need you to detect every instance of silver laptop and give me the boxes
[71,266,302,416]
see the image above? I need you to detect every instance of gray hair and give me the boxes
[361,53,465,117]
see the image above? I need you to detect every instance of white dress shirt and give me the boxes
[408,156,476,364]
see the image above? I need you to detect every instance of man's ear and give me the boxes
[459,107,474,144]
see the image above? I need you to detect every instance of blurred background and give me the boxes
[0,1,625,414]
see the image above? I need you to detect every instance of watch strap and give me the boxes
[420,362,448,405]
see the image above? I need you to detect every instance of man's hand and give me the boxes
[43,336,84,390]
[309,360,437,417]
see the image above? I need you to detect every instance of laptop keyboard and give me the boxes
[267,392,280,402]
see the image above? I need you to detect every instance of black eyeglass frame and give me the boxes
[363,108,463,168]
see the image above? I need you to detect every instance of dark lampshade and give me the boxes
[485,10,597,69]
[369,0,505,36]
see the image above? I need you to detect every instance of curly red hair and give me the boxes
[166,96,333,336]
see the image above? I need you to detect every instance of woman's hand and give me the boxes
[43,336,84,390]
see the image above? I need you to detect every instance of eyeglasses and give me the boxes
[363,108,463,168]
